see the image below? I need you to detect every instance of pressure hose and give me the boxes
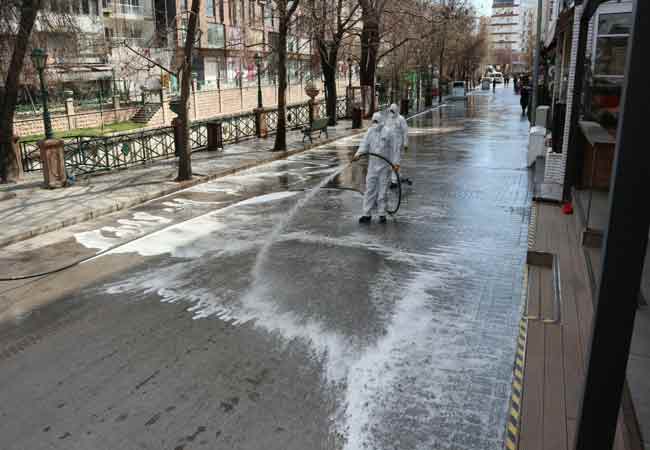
[0,155,403,283]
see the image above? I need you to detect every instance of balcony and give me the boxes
[103,1,151,18]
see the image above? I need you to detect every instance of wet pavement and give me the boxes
[0,86,532,450]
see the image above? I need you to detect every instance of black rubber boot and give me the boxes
[359,216,371,224]
[379,216,387,224]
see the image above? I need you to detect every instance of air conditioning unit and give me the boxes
[103,8,112,17]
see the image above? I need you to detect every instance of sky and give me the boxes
[472,0,492,16]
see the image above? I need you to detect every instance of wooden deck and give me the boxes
[517,202,640,450]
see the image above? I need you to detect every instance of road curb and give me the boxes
[505,318,528,450]
[0,129,365,249]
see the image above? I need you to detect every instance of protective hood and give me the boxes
[389,104,399,115]
[371,112,384,130]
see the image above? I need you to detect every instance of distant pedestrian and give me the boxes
[520,82,531,116]
[492,78,497,92]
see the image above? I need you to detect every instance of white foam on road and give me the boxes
[74,191,299,257]
[236,191,298,206]
[101,217,469,449]
[407,126,464,135]
[74,212,172,252]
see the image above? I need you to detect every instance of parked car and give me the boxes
[493,72,505,84]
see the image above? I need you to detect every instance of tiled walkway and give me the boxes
[0,121,364,248]
[518,201,644,450]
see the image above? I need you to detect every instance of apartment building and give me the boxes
[154,0,316,91]
[489,0,538,73]
[490,0,523,54]
[4,0,321,102]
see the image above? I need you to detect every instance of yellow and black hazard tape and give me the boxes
[528,203,538,249]
[505,318,528,450]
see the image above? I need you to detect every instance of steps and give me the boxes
[132,103,162,124]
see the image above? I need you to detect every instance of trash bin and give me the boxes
[207,120,223,151]
[528,126,546,167]
[352,106,362,129]
[400,99,409,115]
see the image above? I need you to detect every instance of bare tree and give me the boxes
[357,0,388,115]
[272,0,300,152]
[123,1,202,181]
[523,9,535,71]
[176,0,201,180]
[304,0,360,126]
[0,0,83,182]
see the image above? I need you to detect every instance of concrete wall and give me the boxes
[14,107,140,138]
[15,81,348,136]
[148,80,348,127]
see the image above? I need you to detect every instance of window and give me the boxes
[218,0,224,22]
[287,35,297,53]
[264,3,275,28]
[593,12,632,77]
[207,0,215,17]
[204,56,219,86]
[240,0,245,25]
[229,0,236,25]
[82,0,89,14]
[249,0,255,25]
[207,23,225,48]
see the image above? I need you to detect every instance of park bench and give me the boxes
[302,117,329,144]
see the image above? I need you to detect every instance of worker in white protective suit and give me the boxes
[385,103,409,188]
[352,112,397,224]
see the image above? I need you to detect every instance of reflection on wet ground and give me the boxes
[0,89,532,450]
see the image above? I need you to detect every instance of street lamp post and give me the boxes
[348,57,353,91]
[255,52,263,109]
[31,48,54,140]
[347,57,353,114]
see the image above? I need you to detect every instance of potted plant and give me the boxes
[304,79,320,100]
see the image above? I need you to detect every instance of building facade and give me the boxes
[490,0,522,72]
[4,0,328,107]
[157,0,315,91]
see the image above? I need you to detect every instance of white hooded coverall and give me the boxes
[386,104,409,183]
[355,113,396,216]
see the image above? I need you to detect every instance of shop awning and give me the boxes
[545,6,575,49]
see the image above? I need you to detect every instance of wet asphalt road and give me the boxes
[0,86,532,450]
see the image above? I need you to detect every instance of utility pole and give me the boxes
[530,0,543,124]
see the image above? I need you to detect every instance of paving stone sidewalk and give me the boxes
[0,120,364,248]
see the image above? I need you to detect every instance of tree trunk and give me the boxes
[321,47,338,126]
[359,14,379,116]
[273,9,289,151]
[176,0,201,181]
[0,0,41,183]
[438,43,445,103]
